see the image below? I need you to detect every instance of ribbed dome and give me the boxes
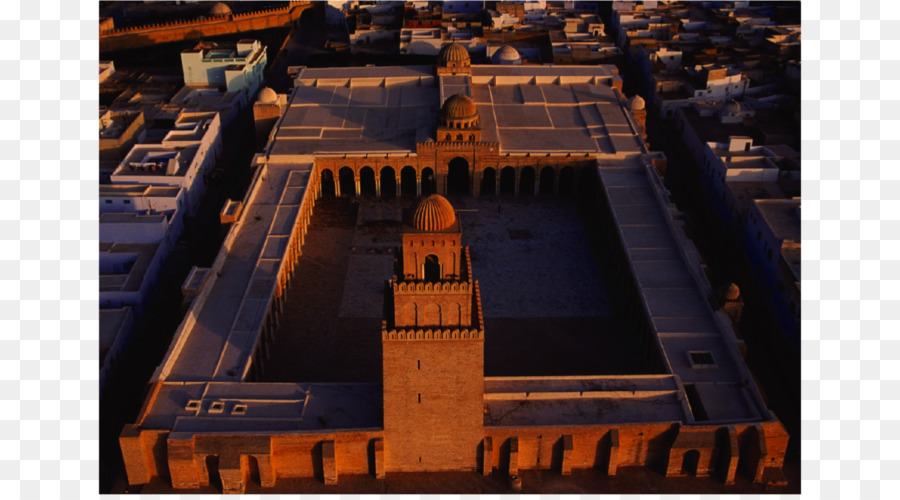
[259,87,277,103]
[492,44,521,64]
[210,2,232,16]
[628,94,645,111]
[411,195,456,232]
[440,94,478,121]
[724,283,741,301]
[438,41,470,65]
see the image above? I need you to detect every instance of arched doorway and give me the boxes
[401,166,417,196]
[499,166,516,195]
[360,166,376,196]
[338,167,355,196]
[576,165,595,199]
[481,167,496,196]
[380,166,396,197]
[539,166,555,195]
[447,157,469,196]
[559,166,575,196]
[320,169,335,198]
[422,167,436,195]
[520,166,535,196]
[681,450,701,476]
[424,254,441,281]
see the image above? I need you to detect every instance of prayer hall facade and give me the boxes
[119,43,789,493]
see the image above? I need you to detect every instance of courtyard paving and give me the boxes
[264,195,652,382]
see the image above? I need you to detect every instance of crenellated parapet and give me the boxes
[392,280,471,294]
[417,141,499,155]
[100,2,318,52]
[382,326,483,341]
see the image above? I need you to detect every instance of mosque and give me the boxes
[119,43,788,493]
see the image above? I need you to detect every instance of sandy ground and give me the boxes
[263,195,653,383]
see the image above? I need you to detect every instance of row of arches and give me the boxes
[320,166,437,198]
[319,162,579,198]
[478,165,576,196]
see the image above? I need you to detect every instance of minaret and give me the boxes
[381,195,485,472]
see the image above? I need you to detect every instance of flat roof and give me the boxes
[484,375,685,426]
[99,184,182,198]
[139,382,382,432]
[274,64,638,157]
[598,161,768,423]
[100,212,167,224]
[99,241,161,293]
[755,198,800,243]
[159,164,314,382]
[100,307,132,351]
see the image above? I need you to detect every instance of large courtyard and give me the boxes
[262,195,656,382]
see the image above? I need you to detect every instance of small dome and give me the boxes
[440,94,478,122]
[628,94,645,111]
[210,2,232,16]
[411,195,456,232]
[438,41,470,65]
[492,44,521,64]
[259,87,277,103]
[724,99,741,114]
[724,283,741,301]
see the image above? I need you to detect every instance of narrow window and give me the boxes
[417,393,421,403]
[417,360,421,370]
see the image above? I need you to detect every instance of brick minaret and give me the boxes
[382,194,485,472]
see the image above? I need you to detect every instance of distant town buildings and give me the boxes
[612,0,800,354]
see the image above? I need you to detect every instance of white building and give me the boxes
[180,39,267,103]
[99,213,171,315]
[99,184,187,248]
[110,111,222,217]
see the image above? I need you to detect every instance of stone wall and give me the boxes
[99,2,318,53]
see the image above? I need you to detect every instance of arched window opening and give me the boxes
[320,169,335,198]
[424,254,441,282]
[338,167,355,196]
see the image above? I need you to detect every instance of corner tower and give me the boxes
[382,195,485,472]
